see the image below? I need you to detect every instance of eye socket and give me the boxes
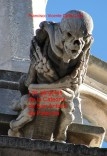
[67,32,72,37]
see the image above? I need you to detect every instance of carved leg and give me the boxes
[8,108,35,137]
[8,95,36,137]
[54,95,75,142]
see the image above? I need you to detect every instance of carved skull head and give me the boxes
[60,10,94,62]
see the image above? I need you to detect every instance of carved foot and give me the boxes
[54,107,75,143]
[54,127,68,143]
[10,120,20,131]
[8,129,23,137]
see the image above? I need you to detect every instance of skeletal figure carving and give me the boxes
[8,10,94,142]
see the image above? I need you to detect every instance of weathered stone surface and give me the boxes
[88,55,107,86]
[67,123,105,147]
[0,136,107,156]
[23,113,59,140]
[0,70,23,115]
[0,0,33,68]
[80,84,107,141]
[0,89,20,115]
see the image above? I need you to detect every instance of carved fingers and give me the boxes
[32,40,42,63]
[30,37,58,82]
[35,56,58,82]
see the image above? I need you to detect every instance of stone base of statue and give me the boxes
[8,87,75,142]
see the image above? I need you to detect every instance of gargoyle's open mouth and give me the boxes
[72,50,77,53]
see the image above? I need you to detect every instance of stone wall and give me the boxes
[0,0,47,72]
[0,0,33,62]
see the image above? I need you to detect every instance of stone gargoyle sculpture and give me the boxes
[8,10,94,142]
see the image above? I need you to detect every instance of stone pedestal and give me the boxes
[23,90,61,140]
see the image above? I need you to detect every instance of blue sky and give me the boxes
[46,0,107,148]
[46,0,107,62]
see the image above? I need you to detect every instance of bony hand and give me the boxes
[35,57,58,82]
[83,35,94,52]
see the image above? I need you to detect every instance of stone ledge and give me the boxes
[0,136,107,156]
[67,123,105,147]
